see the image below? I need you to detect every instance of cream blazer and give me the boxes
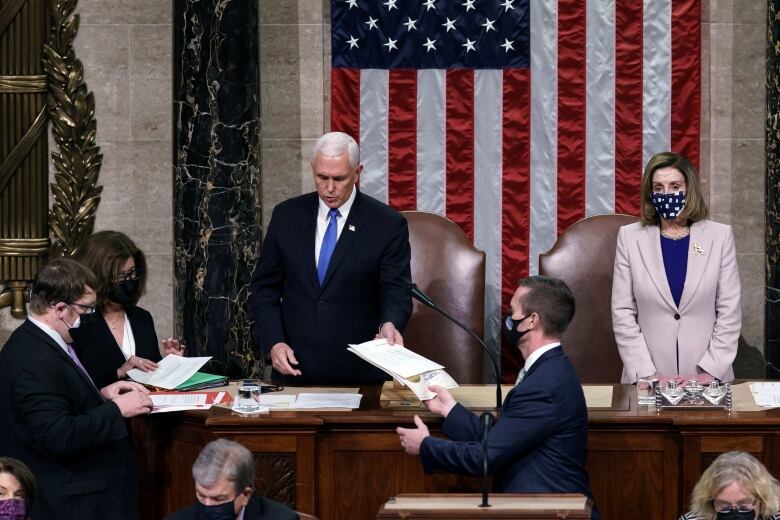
[611,220,741,383]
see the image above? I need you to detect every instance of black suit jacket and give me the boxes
[0,320,139,520]
[71,306,161,389]
[420,346,599,519]
[165,496,298,520]
[249,190,412,384]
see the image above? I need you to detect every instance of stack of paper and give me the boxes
[128,355,212,390]
[150,391,229,413]
[749,382,780,408]
[348,339,458,400]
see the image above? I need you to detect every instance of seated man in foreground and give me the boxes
[397,276,599,519]
[165,438,297,520]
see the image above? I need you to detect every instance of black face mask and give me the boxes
[195,499,236,520]
[503,314,530,347]
[716,509,755,520]
[108,279,138,307]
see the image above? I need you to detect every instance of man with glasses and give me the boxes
[0,258,153,519]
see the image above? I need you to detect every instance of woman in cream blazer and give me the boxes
[612,152,741,383]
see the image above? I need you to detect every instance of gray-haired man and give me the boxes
[165,439,297,520]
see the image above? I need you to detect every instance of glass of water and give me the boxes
[235,380,262,413]
[636,372,659,406]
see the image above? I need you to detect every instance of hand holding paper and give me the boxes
[127,355,211,389]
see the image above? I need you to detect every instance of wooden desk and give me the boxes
[133,385,780,520]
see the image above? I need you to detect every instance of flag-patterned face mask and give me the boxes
[651,191,686,220]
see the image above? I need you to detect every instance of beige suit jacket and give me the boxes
[611,219,741,383]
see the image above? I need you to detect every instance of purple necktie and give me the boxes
[66,344,96,386]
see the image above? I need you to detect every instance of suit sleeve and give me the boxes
[697,226,741,380]
[378,215,412,331]
[248,207,287,355]
[419,384,556,476]
[611,226,657,381]
[13,362,127,458]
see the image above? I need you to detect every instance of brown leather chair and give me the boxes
[539,214,638,383]
[297,512,319,520]
[401,211,486,383]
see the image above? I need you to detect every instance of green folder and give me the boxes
[175,371,228,391]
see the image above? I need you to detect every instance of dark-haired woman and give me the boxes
[0,457,36,520]
[612,152,741,385]
[72,231,184,389]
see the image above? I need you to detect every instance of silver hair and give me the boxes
[312,131,360,169]
[191,439,255,494]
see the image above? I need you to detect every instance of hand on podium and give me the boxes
[396,415,429,455]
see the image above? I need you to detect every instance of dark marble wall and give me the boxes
[173,0,261,377]
[766,0,780,376]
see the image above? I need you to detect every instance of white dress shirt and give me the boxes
[314,187,356,267]
[28,315,69,353]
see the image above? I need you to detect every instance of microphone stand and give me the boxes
[407,283,501,508]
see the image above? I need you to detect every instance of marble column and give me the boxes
[173,0,261,377]
[766,1,780,376]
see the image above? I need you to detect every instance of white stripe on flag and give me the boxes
[360,69,389,203]
[416,69,446,215]
[473,69,503,382]
[585,0,616,216]
[643,0,672,166]
[529,0,558,275]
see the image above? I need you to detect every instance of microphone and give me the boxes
[406,282,502,410]
[479,411,495,508]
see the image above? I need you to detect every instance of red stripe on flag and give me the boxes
[330,68,361,143]
[614,0,644,215]
[557,0,587,235]
[445,69,475,240]
[500,68,531,383]
[671,0,701,168]
[387,69,417,210]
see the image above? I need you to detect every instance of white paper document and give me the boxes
[151,393,207,407]
[128,355,211,389]
[259,395,297,409]
[348,339,459,401]
[348,339,443,378]
[750,382,780,407]
[294,393,363,409]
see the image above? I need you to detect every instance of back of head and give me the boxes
[0,457,37,512]
[28,258,96,315]
[313,131,360,169]
[690,451,780,518]
[74,231,147,309]
[192,439,255,495]
[517,276,575,339]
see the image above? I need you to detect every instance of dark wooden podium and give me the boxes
[376,494,591,519]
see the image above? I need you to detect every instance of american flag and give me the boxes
[329,0,701,380]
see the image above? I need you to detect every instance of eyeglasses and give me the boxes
[713,498,757,513]
[113,267,140,283]
[68,302,96,315]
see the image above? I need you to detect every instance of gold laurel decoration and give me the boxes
[43,0,102,258]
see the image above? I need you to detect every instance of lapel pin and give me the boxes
[693,242,706,256]
[348,224,356,232]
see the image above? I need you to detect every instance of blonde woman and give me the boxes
[680,451,780,520]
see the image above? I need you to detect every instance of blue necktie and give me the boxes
[317,208,340,284]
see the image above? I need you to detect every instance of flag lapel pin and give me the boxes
[349,224,356,232]
[693,242,706,255]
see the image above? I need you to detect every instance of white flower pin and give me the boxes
[693,242,706,256]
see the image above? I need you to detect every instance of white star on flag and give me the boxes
[384,0,398,11]
[423,37,437,52]
[365,16,378,30]
[501,0,514,11]
[423,0,437,12]
[442,18,456,32]
[462,0,476,11]
[383,37,398,51]
[501,38,514,52]
[345,0,358,9]
[482,18,495,32]
[347,35,359,49]
[403,17,418,31]
[463,38,476,52]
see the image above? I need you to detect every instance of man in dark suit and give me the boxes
[0,258,153,520]
[165,439,297,520]
[397,276,599,519]
[249,132,412,385]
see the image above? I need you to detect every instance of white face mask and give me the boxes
[60,305,81,330]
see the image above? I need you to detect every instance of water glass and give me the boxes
[636,373,658,406]
[235,380,262,413]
